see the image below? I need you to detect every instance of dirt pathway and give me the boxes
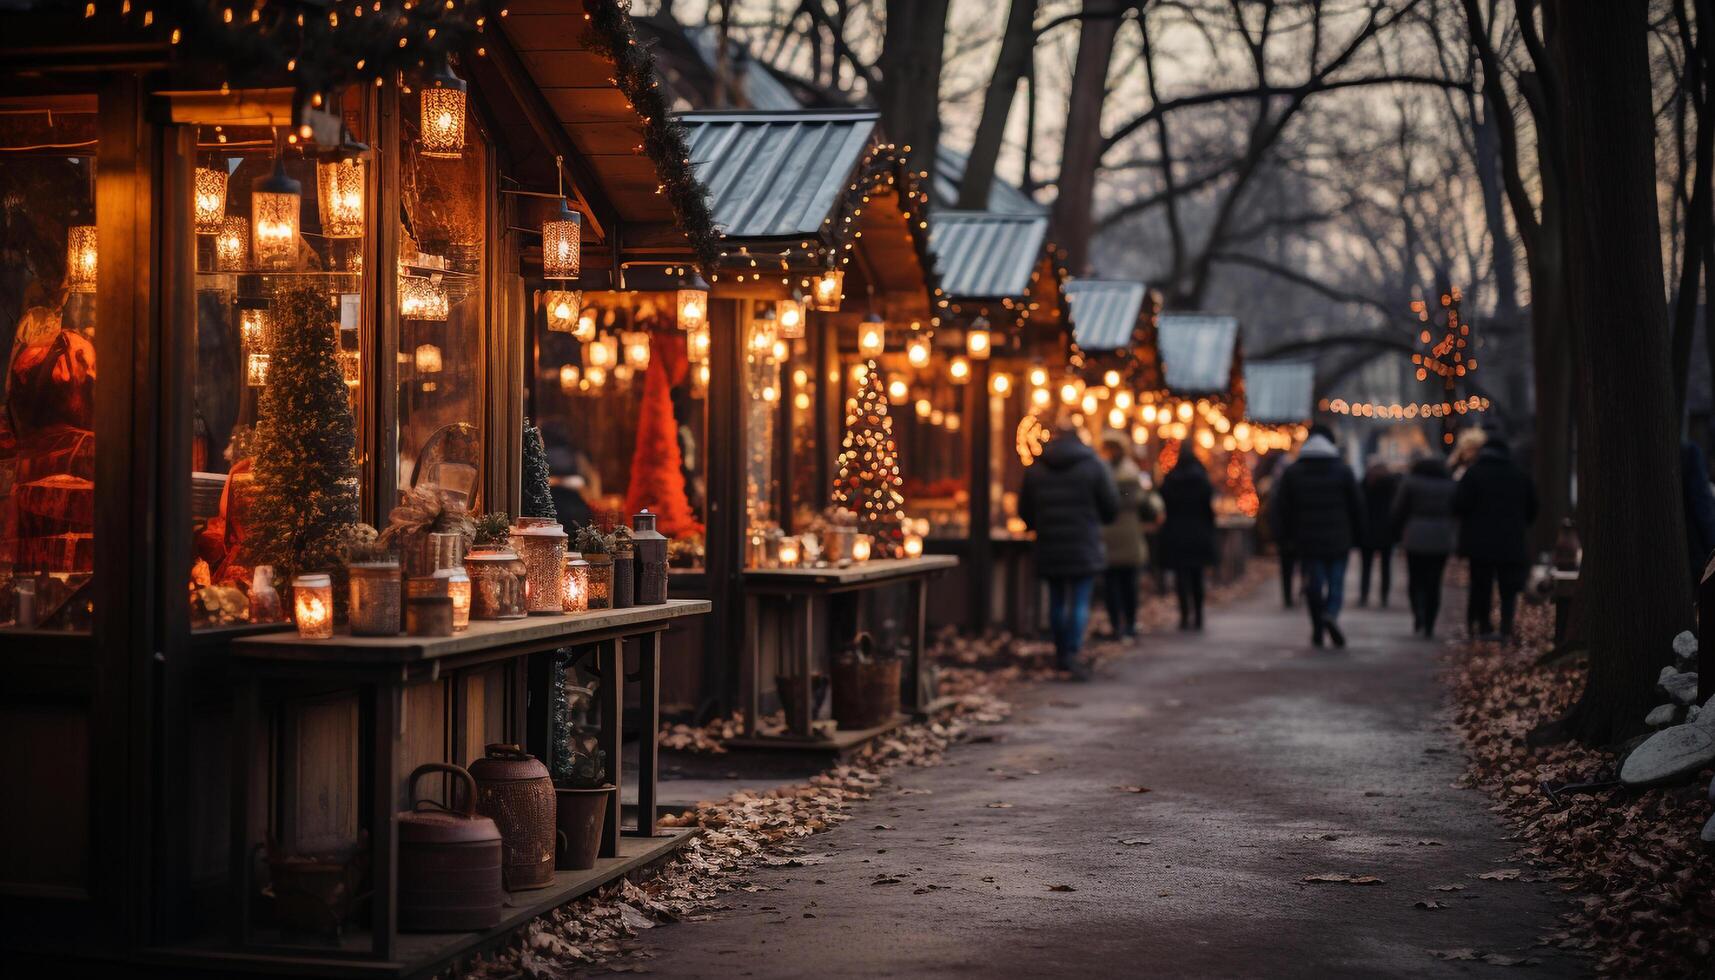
[625,570,1584,978]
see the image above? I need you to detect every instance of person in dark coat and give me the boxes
[1680,441,1715,585]
[1019,420,1120,677]
[1276,424,1365,647]
[1452,433,1538,640]
[1158,450,1216,630]
[1358,462,1403,607]
[1262,470,1295,608]
[1391,455,1458,637]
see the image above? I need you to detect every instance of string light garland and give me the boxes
[1318,284,1488,440]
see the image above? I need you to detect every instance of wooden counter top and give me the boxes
[741,555,958,591]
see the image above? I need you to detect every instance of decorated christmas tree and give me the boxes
[831,360,905,557]
[247,286,363,583]
[625,335,700,537]
[521,418,557,521]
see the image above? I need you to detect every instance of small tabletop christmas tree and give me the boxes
[246,286,362,584]
[521,418,557,522]
[830,360,905,557]
[625,335,700,538]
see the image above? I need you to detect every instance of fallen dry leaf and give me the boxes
[1302,873,1385,885]
[985,802,1013,809]
[1046,884,1077,892]
[1414,900,1447,911]
[1114,785,1152,794]
[1119,837,1153,846]
[1474,868,1521,881]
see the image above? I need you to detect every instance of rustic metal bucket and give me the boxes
[397,764,504,932]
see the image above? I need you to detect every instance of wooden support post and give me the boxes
[907,576,929,714]
[597,639,623,858]
[525,650,553,764]
[369,683,400,961]
[228,676,259,947]
[799,595,815,737]
[1699,558,1715,704]
[967,360,993,630]
[742,594,760,737]
[631,632,661,836]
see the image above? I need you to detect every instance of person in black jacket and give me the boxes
[1020,420,1120,677]
[1391,455,1458,637]
[1158,451,1216,630]
[1452,433,1537,640]
[1276,425,1365,648]
[1358,462,1403,607]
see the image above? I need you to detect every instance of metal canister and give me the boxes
[397,764,503,932]
[610,526,635,608]
[467,744,556,890]
[631,510,668,605]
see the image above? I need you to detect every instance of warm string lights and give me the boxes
[1320,285,1488,440]
[831,359,906,558]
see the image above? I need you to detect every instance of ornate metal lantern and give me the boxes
[420,55,467,159]
[251,158,302,270]
[66,225,97,292]
[193,166,228,233]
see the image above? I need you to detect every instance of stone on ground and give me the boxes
[1658,669,1700,706]
[1619,723,1715,786]
[1645,703,1683,728]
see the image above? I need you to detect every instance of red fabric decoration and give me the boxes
[7,329,96,438]
[624,335,700,538]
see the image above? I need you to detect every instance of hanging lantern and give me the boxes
[949,355,971,384]
[193,167,228,233]
[677,271,710,332]
[749,306,777,355]
[559,363,581,394]
[906,336,930,368]
[545,290,583,332]
[239,306,270,351]
[1103,369,1122,388]
[622,330,651,371]
[315,153,366,239]
[415,343,443,374]
[966,317,992,360]
[887,379,909,404]
[399,274,448,321]
[585,364,607,388]
[586,333,617,369]
[915,398,932,419]
[945,412,962,433]
[246,352,271,387]
[419,55,468,159]
[858,313,886,358]
[1031,386,1051,408]
[542,200,582,280]
[1114,389,1134,411]
[251,158,302,270]
[66,224,97,292]
[990,372,1012,397]
[692,361,709,397]
[573,309,598,343]
[215,215,249,271]
[1028,365,1049,388]
[810,267,844,311]
[777,294,806,339]
[339,349,361,388]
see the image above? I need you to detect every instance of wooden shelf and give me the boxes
[148,830,698,979]
[231,599,711,665]
[741,555,957,591]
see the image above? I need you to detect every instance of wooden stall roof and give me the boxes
[1244,360,1317,425]
[929,212,1049,301]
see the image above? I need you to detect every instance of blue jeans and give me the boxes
[1302,557,1349,620]
[1046,575,1097,663]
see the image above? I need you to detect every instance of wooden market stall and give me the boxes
[670,108,957,751]
[0,2,719,975]
[921,210,1072,633]
[1155,312,1253,580]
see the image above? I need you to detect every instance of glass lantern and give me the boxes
[563,552,591,613]
[677,272,709,332]
[858,314,886,358]
[251,159,302,271]
[777,295,806,339]
[215,215,249,271]
[542,200,582,280]
[292,573,334,639]
[966,318,992,359]
[316,154,366,239]
[545,289,583,332]
[193,166,227,233]
[810,267,844,311]
[66,224,97,292]
[420,56,467,159]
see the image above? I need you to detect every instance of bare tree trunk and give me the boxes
[876,0,952,180]
[958,0,1038,210]
[1051,0,1126,274]
[1551,0,1692,746]
[1672,0,1712,416]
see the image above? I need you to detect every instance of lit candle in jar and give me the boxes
[563,553,590,613]
[903,533,923,558]
[292,573,334,639]
[778,536,800,567]
[447,568,471,631]
[852,534,872,563]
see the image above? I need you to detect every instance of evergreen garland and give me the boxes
[521,418,557,521]
[247,286,363,586]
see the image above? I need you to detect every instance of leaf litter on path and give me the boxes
[1302,873,1385,885]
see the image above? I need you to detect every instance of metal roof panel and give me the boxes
[678,111,882,239]
[1244,361,1316,424]
[928,211,1050,299]
[1158,314,1241,395]
[1066,279,1147,352]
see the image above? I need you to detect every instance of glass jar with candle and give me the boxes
[292,573,335,639]
[563,552,591,613]
[509,521,568,613]
[851,534,873,563]
[348,559,403,636]
[777,535,801,568]
[902,532,924,559]
[466,546,527,619]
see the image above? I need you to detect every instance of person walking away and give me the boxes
[1098,431,1159,639]
[1391,455,1457,637]
[1261,468,1296,608]
[1277,425,1365,647]
[1159,449,1217,630]
[1453,432,1537,640]
[1020,418,1120,677]
[1359,462,1403,606]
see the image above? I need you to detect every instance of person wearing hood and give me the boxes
[1453,431,1537,640]
[1391,455,1457,637]
[1020,417,1120,677]
[1099,431,1162,639]
[1158,447,1217,630]
[1276,424,1365,647]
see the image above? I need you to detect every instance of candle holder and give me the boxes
[902,533,923,559]
[563,552,591,612]
[465,546,527,620]
[851,534,873,563]
[292,573,334,639]
[584,551,613,609]
[510,521,568,613]
[777,536,800,568]
[348,560,403,636]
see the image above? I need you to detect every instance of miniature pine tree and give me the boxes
[247,286,362,582]
[625,340,701,537]
[830,360,905,557]
[521,418,557,521]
